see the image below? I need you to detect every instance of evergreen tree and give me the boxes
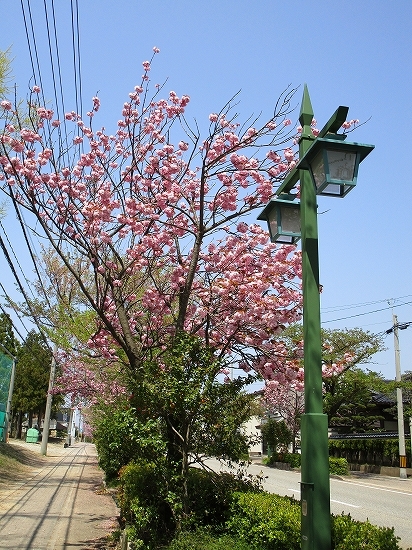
[12,331,53,435]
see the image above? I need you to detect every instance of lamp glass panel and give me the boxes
[276,235,294,244]
[326,149,357,182]
[280,205,300,233]
[320,183,347,196]
[268,210,280,239]
[310,151,326,189]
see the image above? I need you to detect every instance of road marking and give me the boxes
[331,499,360,508]
[288,488,360,508]
[335,480,412,497]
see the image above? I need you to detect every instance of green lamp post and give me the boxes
[258,86,374,550]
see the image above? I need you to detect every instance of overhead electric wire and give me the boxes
[0,288,29,341]
[20,0,55,150]
[1,0,86,349]
[50,0,71,163]
[0,234,51,349]
[322,299,412,324]
[4,190,53,309]
[20,0,43,92]
[321,294,412,314]
[42,0,65,155]
[70,0,83,120]
[0,220,37,300]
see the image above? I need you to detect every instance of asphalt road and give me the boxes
[0,442,119,550]
[205,458,412,549]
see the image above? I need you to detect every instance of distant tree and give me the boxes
[261,418,293,455]
[11,330,58,437]
[376,370,412,427]
[0,48,12,99]
[324,367,387,432]
[264,326,386,434]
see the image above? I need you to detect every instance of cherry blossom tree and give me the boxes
[0,49,303,398]
[263,325,385,441]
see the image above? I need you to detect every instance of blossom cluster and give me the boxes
[0,65,304,400]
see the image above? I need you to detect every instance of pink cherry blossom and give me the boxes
[0,61,308,403]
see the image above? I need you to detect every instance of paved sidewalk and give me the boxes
[0,440,119,549]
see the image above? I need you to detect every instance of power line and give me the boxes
[322,300,412,324]
[70,0,83,120]
[321,294,412,314]
[0,294,28,341]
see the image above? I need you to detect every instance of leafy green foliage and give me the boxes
[131,333,256,466]
[118,464,403,549]
[184,467,263,530]
[324,368,387,432]
[119,462,263,548]
[329,438,411,468]
[11,331,62,434]
[119,460,174,548]
[0,313,18,405]
[168,528,253,550]
[226,492,301,550]
[331,514,401,550]
[264,452,301,469]
[329,457,349,476]
[92,333,259,532]
[261,419,292,455]
[263,452,348,474]
[268,325,386,436]
[0,48,12,103]
[92,404,165,481]
[225,491,402,550]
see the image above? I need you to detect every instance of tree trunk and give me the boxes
[16,411,23,439]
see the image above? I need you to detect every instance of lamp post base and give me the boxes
[301,412,331,550]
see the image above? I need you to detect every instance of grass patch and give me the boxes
[0,441,46,484]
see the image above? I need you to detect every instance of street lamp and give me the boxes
[298,136,374,197]
[258,194,301,244]
[258,85,374,550]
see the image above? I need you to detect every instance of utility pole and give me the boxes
[392,314,407,479]
[40,346,57,456]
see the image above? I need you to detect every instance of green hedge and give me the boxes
[226,492,301,549]
[119,464,404,549]
[168,528,253,550]
[329,438,411,468]
[264,453,349,475]
[225,492,403,550]
[332,514,401,550]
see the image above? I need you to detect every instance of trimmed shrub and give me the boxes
[329,457,349,476]
[119,460,174,548]
[224,491,403,550]
[329,438,411,468]
[331,513,401,550]
[226,492,301,550]
[263,452,301,468]
[264,453,348,475]
[93,407,165,482]
[185,467,263,530]
[168,528,253,549]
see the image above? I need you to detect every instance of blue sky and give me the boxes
[0,0,411,379]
